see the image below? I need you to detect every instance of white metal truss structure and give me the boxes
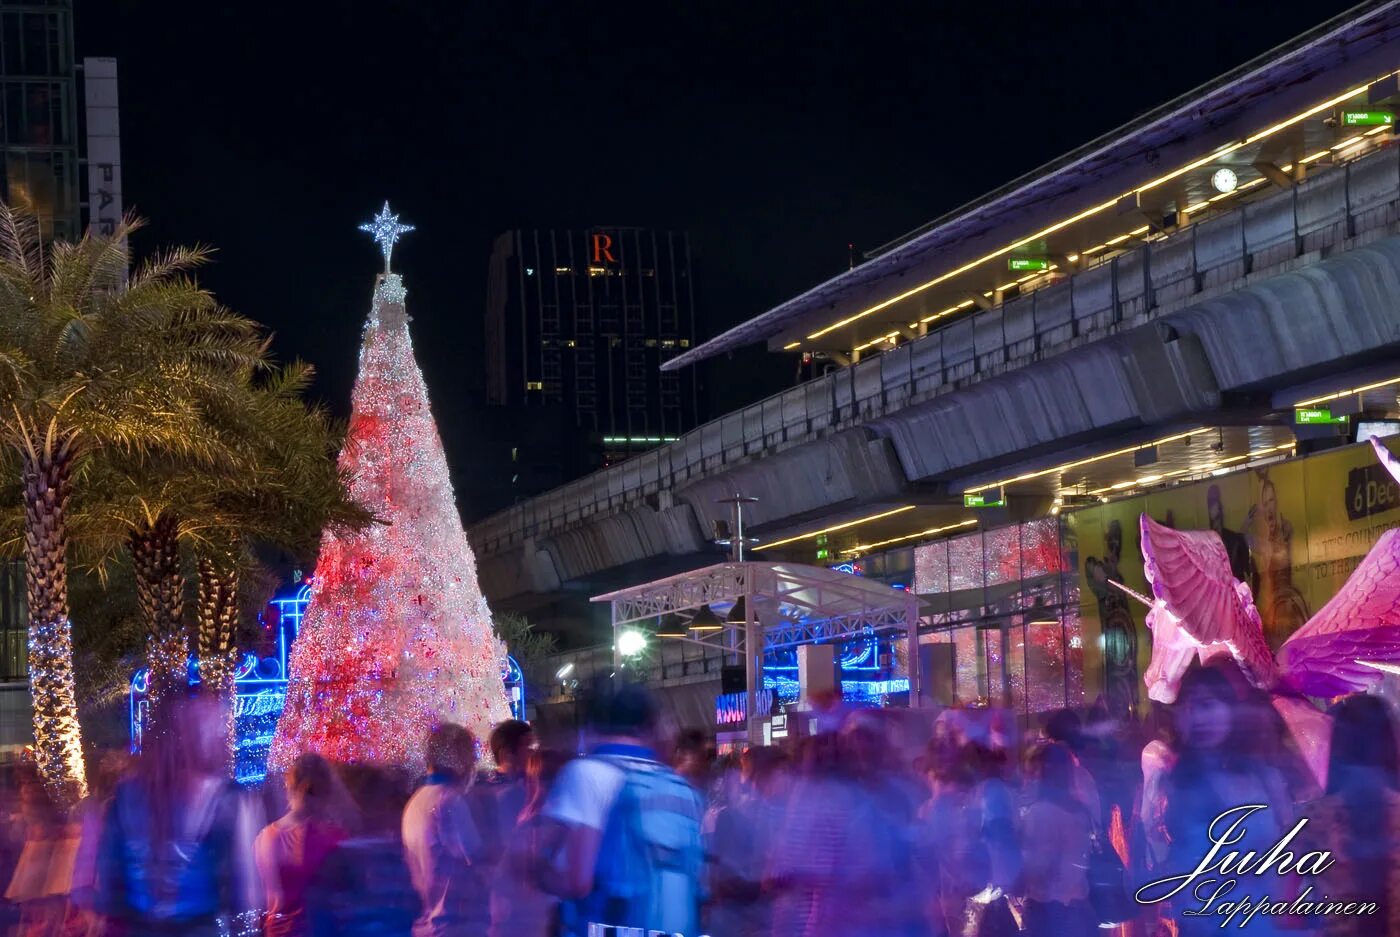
[593,561,921,741]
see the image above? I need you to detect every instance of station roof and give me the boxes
[663,0,1400,371]
[593,560,919,651]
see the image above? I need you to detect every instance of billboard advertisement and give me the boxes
[1067,439,1400,717]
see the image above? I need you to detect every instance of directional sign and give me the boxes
[1008,257,1050,272]
[964,490,1005,507]
[1341,110,1394,127]
[1295,407,1348,425]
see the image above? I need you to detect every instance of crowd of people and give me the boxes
[0,661,1394,937]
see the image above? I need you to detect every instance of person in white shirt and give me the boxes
[535,680,704,937]
[402,723,489,937]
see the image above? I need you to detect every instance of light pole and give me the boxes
[716,494,762,743]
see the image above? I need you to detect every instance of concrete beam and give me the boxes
[1253,161,1295,189]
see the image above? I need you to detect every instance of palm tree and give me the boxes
[185,362,370,693]
[0,206,265,794]
[84,361,370,699]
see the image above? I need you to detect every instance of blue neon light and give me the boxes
[129,578,529,784]
[762,635,882,673]
[759,675,910,704]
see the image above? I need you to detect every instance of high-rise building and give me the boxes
[0,0,80,240]
[479,228,702,514]
[484,228,701,474]
[0,3,121,243]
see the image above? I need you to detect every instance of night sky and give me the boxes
[78,1,1358,520]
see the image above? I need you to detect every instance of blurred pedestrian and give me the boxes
[488,748,567,937]
[94,694,262,937]
[536,679,704,937]
[671,728,713,795]
[255,752,347,936]
[766,731,898,937]
[4,766,68,935]
[401,723,489,937]
[306,764,419,937]
[1019,742,1095,937]
[916,738,975,937]
[471,720,534,873]
[1042,709,1103,834]
[705,745,788,937]
[69,752,126,936]
[1157,664,1293,937]
[1299,694,1400,937]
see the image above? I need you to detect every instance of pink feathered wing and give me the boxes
[1134,438,1400,790]
[1137,515,1331,787]
[1271,438,1400,697]
[1138,515,1277,702]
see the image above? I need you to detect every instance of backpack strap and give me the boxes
[589,755,651,928]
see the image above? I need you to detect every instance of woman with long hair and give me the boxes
[490,748,569,937]
[94,693,262,937]
[1155,664,1294,937]
[1300,694,1400,936]
[255,752,347,936]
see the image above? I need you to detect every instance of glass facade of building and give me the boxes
[913,518,1083,716]
[0,562,23,681]
[825,439,1400,722]
[0,1,78,241]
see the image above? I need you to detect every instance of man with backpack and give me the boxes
[536,679,705,937]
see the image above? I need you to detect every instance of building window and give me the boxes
[525,381,543,391]
[679,339,691,348]
[660,339,676,348]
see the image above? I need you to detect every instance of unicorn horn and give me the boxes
[1108,578,1154,609]
[1371,436,1400,486]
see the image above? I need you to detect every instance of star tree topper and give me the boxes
[360,201,414,272]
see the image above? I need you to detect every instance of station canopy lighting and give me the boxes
[660,7,1400,372]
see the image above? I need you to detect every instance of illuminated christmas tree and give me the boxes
[271,204,512,771]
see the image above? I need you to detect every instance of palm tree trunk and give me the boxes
[129,511,186,699]
[21,450,87,798]
[196,549,239,696]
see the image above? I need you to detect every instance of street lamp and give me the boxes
[689,604,724,633]
[618,629,647,658]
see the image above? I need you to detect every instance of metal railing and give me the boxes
[531,639,731,707]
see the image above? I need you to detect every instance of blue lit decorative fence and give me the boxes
[129,581,528,784]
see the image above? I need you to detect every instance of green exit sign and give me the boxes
[964,490,1005,507]
[1295,407,1349,425]
[1008,257,1050,272]
[1341,110,1394,127]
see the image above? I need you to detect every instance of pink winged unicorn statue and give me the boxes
[1114,436,1400,790]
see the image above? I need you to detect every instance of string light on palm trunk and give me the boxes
[27,617,87,799]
